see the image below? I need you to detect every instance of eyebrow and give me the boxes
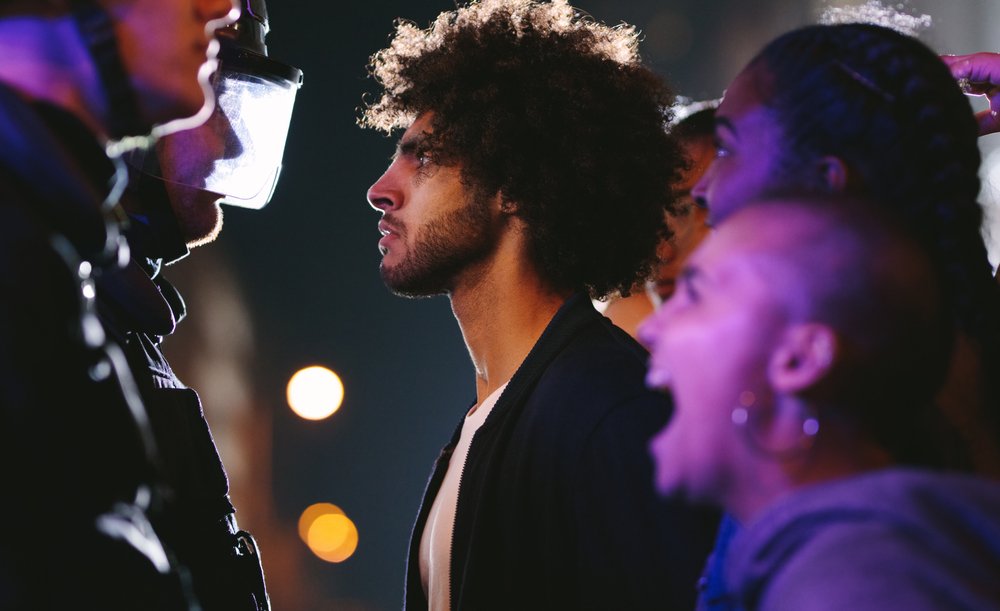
[393,132,429,160]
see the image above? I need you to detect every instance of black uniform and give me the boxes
[0,84,192,610]
[0,83,267,610]
[102,174,269,611]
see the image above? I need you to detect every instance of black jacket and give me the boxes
[0,84,192,610]
[405,294,718,610]
[97,164,269,611]
[0,83,266,611]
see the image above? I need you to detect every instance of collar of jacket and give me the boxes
[405,291,605,610]
[474,291,598,436]
[96,167,193,338]
[122,169,191,267]
[96,174,191,336]
[96,258,184,340]
[432,291,601,455]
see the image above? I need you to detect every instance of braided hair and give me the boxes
[749,23,1000,472]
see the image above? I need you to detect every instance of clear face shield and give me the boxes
[125,4,303,210]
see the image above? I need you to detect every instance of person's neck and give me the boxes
[448,233,571,404]
[0,15,108,139]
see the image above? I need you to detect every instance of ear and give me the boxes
[768,323,838,394]
[817,156,849,193]
[498,193,519,215]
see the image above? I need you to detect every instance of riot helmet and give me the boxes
[127,0,303,209]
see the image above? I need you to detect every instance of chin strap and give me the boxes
[71,0,147,140]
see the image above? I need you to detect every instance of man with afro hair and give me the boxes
[363,1,718,609]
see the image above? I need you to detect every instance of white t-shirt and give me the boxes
[419,382,509,611]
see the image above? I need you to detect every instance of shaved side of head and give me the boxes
[721,197,954,461]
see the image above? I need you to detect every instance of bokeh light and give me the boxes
[298,502,343,543]
[298,503,359,563]
[287,366,344,420]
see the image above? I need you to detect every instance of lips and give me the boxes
[645,362,673,390]
[377,220,395,237]
[377,219,402,255]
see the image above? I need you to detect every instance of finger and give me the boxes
[975,108,1000,136]
[941,52,1000,86]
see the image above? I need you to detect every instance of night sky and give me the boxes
[161,1,999,608]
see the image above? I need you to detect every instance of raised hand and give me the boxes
[942,52,1000,136]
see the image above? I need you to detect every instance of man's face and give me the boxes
[154,105,232,246]
[109,0,238,126]
[638,211,787,506]
[691,67,787,225]
[159,179,223,248]
[367,113,500,297]
[654,136,714,301]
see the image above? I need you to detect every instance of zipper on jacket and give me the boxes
[448,429,474,611]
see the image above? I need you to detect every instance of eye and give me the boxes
[412,145,435,170]
[713,139,730,159]
[411,148,438,183]
[683,281,700,303]
[676,268,701,305]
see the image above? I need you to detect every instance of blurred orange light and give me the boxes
[299,503,359,563]
[287,366,344,420]
[298,503,344,543]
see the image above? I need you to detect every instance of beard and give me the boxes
[163,180,224,247]
[380,193,497,298]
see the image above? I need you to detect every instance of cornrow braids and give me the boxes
[752,23,1000,472]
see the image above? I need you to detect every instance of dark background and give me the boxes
[164,1,1000,609]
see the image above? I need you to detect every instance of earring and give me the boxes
[731,390,820,459]
[731,390,755,427]
[801,408,820,438]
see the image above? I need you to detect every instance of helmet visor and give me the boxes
[126,54,302,210]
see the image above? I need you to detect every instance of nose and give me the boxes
[636,309,664,351]
[367,165,400,214]
[690,163,712,211]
